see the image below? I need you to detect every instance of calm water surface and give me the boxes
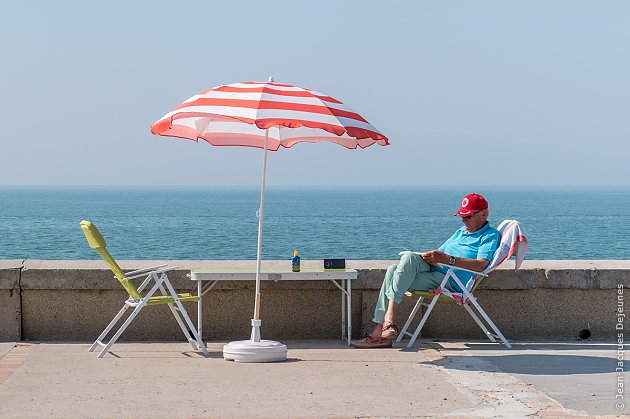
[0,187,628,260]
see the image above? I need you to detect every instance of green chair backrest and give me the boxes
[80,221,142,301]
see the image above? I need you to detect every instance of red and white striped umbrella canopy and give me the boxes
[150,79,389,354]
[150,79,389,150]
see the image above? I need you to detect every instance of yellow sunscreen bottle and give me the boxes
[292,250,300,272]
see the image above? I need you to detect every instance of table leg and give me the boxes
[347,279,352,345]
[197,280,203,346]
[341,279,346,341]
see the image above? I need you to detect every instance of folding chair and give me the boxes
[396,219,528,349]
[80,220,209,358]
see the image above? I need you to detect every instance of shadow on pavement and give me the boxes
[422,353,628,375]
[431,341,621,351]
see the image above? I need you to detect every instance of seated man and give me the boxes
[352,193,501,348]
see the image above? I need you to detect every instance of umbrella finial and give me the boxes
[268,76,274,82]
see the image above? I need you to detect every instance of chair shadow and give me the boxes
[105,349,225,359]
[421,353,628,375]
[104,351,304,362]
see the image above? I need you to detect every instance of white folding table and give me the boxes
[189,268,358,345]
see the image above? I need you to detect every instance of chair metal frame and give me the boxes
[395,260,512,348]
[80,221,209,358]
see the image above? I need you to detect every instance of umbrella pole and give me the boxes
[251,128,269,342]
[222,126,286,361]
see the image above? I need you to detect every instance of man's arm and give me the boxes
[421,250,489,272]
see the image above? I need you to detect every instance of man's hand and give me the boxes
[422,250,490,272]
[421,250,448,265]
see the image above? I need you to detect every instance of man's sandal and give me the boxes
[381,322,399,340]
[350,336,392,349]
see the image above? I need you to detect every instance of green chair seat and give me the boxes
[408,290,457,303]
[146,293,200,305]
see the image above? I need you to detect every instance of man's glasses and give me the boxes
[462,211,480,220]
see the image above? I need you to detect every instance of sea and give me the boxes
[0,186,628,261]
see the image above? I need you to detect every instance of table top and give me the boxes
[189,268,357,281]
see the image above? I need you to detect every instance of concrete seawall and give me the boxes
[1,259,629,342]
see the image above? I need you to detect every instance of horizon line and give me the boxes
[1,184,629,189]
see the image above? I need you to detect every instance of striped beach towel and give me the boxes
[484,219,528,273]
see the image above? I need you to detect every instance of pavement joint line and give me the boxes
[0,343,34,385]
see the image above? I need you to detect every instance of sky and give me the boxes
[1,0,629,187]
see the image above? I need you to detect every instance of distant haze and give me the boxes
[1,1,628,187]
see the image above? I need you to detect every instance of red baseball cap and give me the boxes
[454,193,488,216]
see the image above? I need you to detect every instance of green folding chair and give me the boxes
[80,221,208,358]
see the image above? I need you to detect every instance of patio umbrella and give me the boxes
[151,78,389,362]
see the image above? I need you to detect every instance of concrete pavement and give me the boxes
[0,340,627,418]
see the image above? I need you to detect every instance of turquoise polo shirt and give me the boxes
[434,222,500,292]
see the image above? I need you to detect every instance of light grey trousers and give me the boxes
[372,252,445,324]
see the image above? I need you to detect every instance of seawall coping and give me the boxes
[0,260,23,289]
[12,259,630,290]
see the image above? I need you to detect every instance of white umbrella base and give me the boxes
[223,340,288,363]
